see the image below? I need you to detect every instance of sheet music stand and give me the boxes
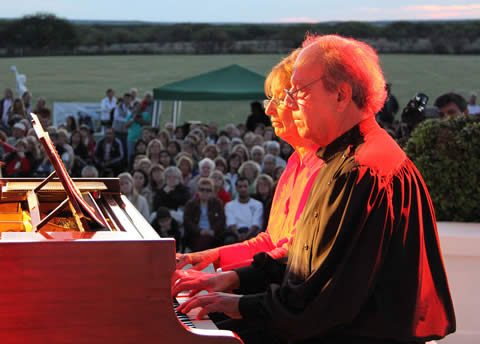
[28,113,108,232]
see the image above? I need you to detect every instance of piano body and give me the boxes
[0,114,243,344]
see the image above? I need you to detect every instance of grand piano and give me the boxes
[0,114,243,344]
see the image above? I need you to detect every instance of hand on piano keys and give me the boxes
[172,269,241,296]
[177,292,243,320]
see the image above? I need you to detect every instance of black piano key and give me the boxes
[173,297,196,328]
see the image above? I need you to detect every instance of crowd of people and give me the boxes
[0,79,478,255]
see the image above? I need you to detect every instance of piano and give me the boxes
[0,114,243,344]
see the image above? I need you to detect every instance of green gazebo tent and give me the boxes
[152,64,266,126]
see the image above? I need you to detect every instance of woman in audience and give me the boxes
[253,174,275,230]
[136,157,152,176]
[188,158,215,195]
[183,178,225,252]
[118,172,150,220]
[202,144,219,160]
[231,143,249,163]
[153,166,190,212]
[145,164,164,210]
[251,145,265,166]
[238,160,261,194]
[156,129,170,149]
[79,125,95,158]
[146,138,164,166]
[210,170,232,207]
[226,152,242,197]
[7,98,28,126]
[132,169,152,213]
[177,155,194,186]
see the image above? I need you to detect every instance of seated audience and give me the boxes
[94,127,124,177]
[224,177,263,244]
[253,174,275,231]
[188,158,215,195]
[3,138,35,177]
[153,166,190,212]
[210,170,232,206]
[183,178,226,252]
[118,172,150,220]
[150,206,182,252]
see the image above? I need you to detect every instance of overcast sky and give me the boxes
[2,1,480,22]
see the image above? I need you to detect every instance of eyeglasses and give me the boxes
[198,187,213,193]
[284,76,326,107]
[263,98,284,109]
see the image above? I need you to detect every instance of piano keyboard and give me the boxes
[175,295,219,330]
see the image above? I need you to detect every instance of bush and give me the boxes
[404,117,480,222]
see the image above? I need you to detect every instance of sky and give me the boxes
[2,0,480,23]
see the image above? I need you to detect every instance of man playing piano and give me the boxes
[173,35,456,344]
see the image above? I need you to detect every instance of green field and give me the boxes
[0,54,478,127]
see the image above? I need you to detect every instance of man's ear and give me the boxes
[336,82,352,112]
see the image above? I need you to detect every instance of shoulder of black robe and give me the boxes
[238,117,455,343]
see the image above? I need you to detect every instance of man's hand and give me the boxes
[176,248,220,270]
[177,292,243,320]
[172,270,240,297]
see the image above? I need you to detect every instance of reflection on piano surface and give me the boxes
[0,113,243,344]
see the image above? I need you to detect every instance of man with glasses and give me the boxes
[183,178,226,252]
[174,34,455,344]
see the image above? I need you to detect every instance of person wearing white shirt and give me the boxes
[0,88,14,130]
[224,177,263,244]
[467,92,480,116]
[100,88,117,124]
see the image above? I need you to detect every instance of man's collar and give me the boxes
[315,117,378,162]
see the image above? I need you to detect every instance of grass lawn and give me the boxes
[0,54,478,127]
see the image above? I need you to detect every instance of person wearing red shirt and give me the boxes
[176,48,323,272]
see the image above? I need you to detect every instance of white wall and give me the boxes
[437,222,480,344]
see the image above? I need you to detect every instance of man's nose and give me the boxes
[284,94,298,110]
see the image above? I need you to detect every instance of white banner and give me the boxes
[53,102,103,133]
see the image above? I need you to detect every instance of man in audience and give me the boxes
[467,91,480,116]
[141,91,154,116]
[434,92,469,119]
[224,177,263,244]
[22,91,32,115]
[206,121,218,144]
[94,127,124,177]
[100,88,117,126]
[112,93,132,149]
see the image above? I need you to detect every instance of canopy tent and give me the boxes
[152,64,266,126]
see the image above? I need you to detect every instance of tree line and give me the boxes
[1,13,480,56]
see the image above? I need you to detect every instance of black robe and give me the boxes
[233,117,455,344]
